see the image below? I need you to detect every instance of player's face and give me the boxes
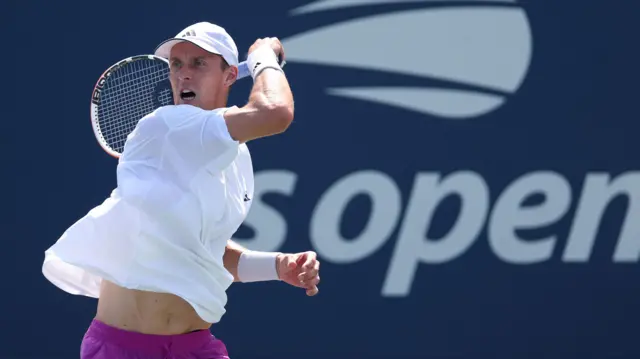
[168,42,235,110]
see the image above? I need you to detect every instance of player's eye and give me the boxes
[170,60,182,69]
[194,58,206,67]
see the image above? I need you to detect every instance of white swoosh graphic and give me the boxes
[327,87,504,118]
[291,0,517,15]
[282,7,532,93]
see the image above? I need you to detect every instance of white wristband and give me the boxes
[246,45,283,80]
[237,250,280,282]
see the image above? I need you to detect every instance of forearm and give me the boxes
[248,66,294,115]
[223,240,247,282]
[223,240,281,283]
[245,46,294,132]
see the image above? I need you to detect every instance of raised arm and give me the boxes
[224,37,294,144]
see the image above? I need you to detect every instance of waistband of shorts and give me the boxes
[85,319,214,353]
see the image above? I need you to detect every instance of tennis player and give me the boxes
[42,22,320,359]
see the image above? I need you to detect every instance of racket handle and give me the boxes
[237,59,287,80]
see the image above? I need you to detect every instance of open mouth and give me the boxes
[180,90,196,101]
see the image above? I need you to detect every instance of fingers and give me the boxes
[272,37,285,62]
[263,37,284,61]
[299,252,320,297]
[296,252,320,295]
[300,251,317,269]
[249,37,285,62]
[276,254,297,280]
[297,269,319,286]
[298,272,320,286]
[306,286,319,297]
[278,251,321,296]
[284,254,297,270]
[298,252,319,279]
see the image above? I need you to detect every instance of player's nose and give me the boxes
[176,67,193,81]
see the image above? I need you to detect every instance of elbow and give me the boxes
[264,102,294,134]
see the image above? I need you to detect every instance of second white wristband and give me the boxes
[237,250,280,283]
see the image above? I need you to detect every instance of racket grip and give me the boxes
[237,58,287,80]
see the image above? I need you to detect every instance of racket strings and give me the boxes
[97,59,172,154]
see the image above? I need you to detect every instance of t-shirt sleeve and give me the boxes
[200,107,239,157]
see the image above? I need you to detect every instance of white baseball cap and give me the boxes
[154,22,239,66]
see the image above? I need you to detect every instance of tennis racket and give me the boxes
[90,54,286,158]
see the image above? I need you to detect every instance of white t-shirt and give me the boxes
[42,104,254,324]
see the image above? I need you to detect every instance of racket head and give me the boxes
[90,55,173,158]
[89,55,286,158]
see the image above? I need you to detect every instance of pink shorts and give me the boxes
[81,319,230,359]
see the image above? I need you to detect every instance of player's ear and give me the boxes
[224,66,238,87]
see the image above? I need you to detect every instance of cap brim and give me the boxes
[154,37,223,60]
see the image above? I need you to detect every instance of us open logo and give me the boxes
[281,0,533,119]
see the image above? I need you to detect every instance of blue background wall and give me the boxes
[5,0,640,358]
